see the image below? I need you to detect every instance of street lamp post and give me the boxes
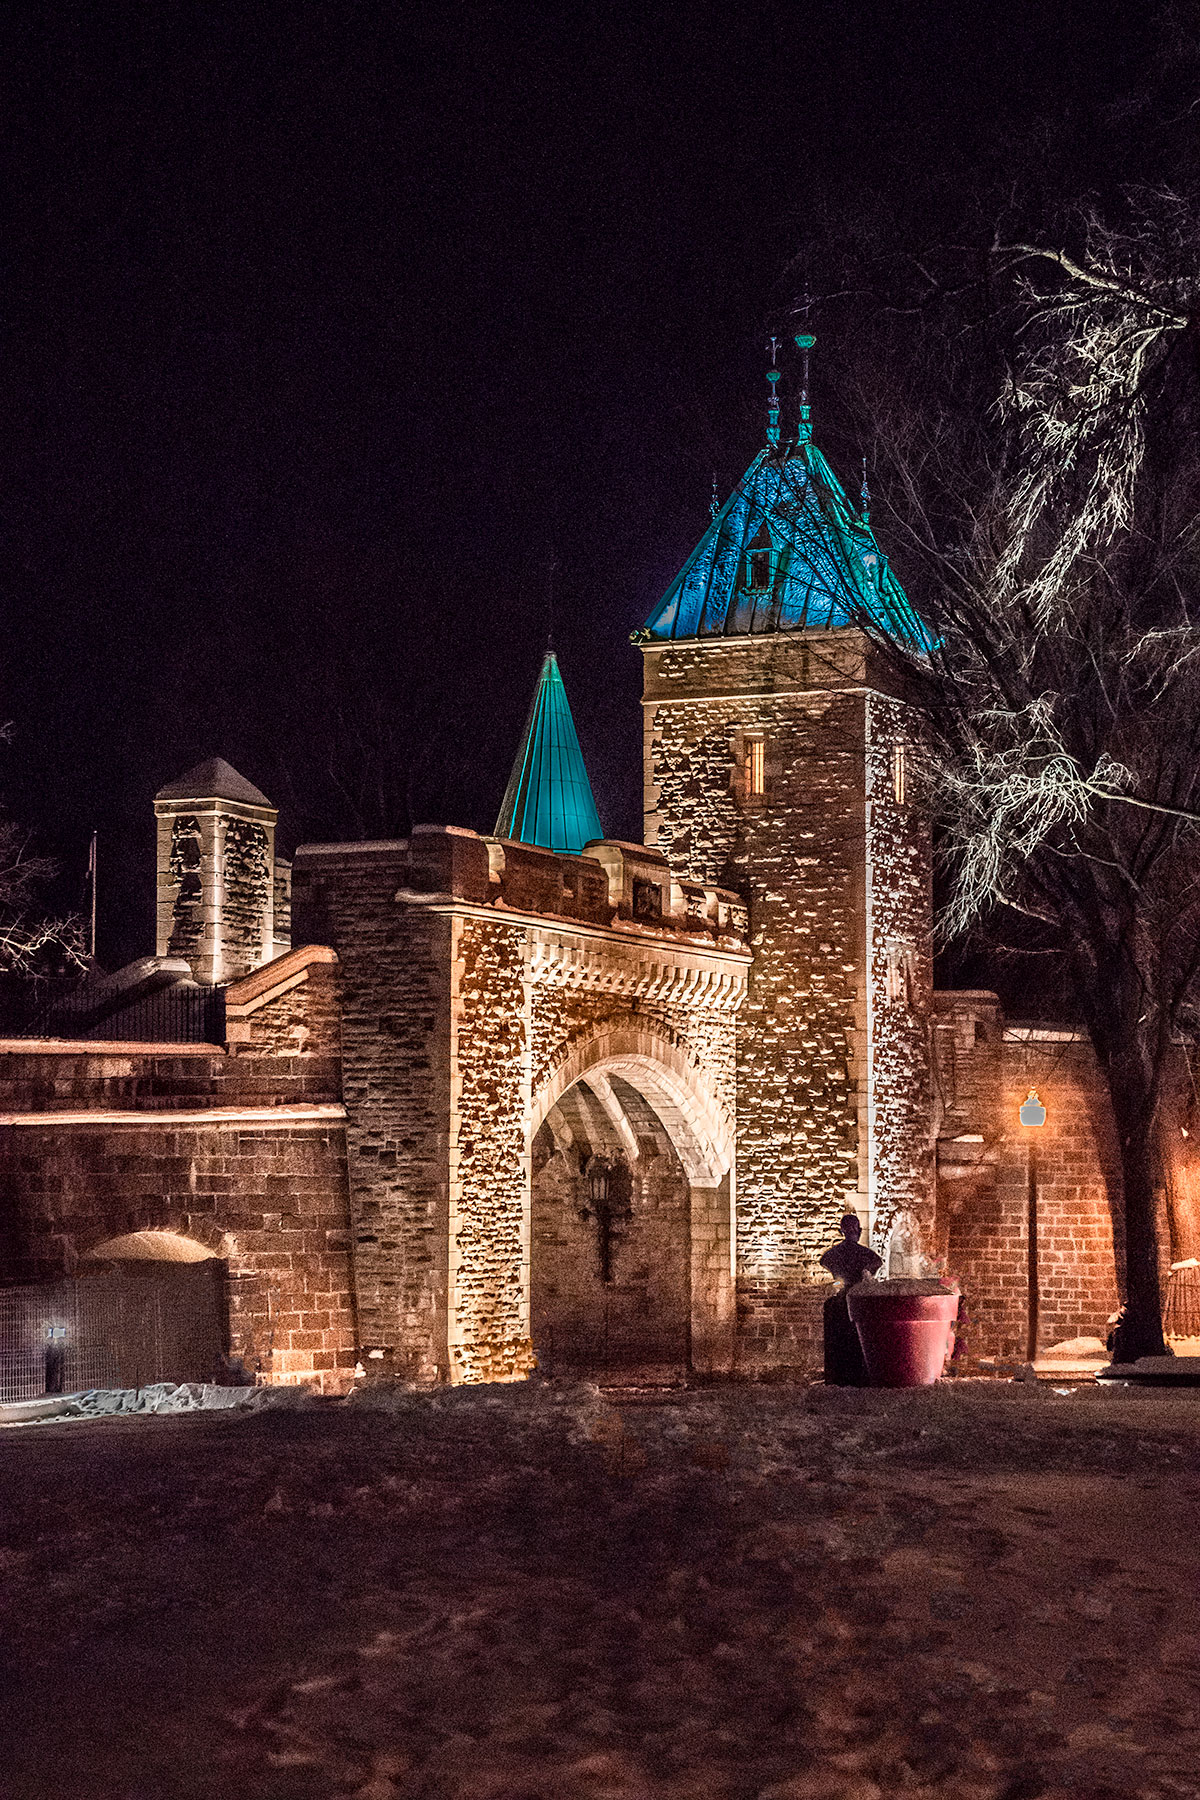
[1019,1089,1047,1363]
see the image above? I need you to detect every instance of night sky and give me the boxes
[1,1,1165,967]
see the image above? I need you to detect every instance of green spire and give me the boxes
[495,651,604,855]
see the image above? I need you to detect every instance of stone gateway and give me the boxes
[0,385,1143,1395]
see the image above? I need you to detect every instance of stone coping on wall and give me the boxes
[224,942,338,1015]
[1001,1025,1086,1043]
[0,1102,347,1127]
[0,1040,224,1058]
[406,893,753,965]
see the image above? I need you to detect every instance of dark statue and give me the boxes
[820,1213,882,1385]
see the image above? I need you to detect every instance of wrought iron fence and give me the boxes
[0,981,226,1044]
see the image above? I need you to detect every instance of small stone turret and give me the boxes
[154,758,290,985]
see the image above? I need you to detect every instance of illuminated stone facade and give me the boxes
[290,829,748,1385]
[0,725,1142,1390]
[155,758,291,984]
[642,629,933,1367]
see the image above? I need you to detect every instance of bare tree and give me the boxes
[785,189,1200,1358]
[0,728,83,978]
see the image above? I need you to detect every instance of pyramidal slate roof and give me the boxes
[155,757,274,808]
[643,429,929,647]
[495,652,604,855]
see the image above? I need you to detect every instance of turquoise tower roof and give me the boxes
[495,651,604,855]
[643,417,928,648]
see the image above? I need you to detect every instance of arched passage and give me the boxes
[530,1026,735,1380]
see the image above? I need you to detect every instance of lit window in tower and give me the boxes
[748,738,765,797]
[891,743,907,805]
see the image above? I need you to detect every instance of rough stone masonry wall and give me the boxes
[221,816,272,976]
[531,980,739,1374]
[645,637,869,1370]
[865,691,934,1244]
[449,917,533,1383]
[233,961,343,1062]
[529,985,736,1129]
[531,1090,691,1378]
[166,815,205,963]
[292,847,453,1382]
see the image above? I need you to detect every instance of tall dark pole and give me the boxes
[89,830,97,962]
[1026,1133,1039,1364]
[1019,1088,1047,1365]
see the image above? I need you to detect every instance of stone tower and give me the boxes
[638,359,934,1369]
[154,757,290,984]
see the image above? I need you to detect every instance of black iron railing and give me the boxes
[0,981,226,1045]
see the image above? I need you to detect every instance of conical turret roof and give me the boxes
[643,436,929,647]
[495,652,604,855]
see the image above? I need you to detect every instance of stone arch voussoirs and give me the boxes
[531,1015,736,1377]
[532,1020,733,1189]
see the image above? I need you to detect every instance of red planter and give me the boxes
[847,1279,960,1387]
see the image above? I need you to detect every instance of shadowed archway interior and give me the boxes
[532,1072,694,1379]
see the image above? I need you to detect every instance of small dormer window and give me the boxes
[748,548,772,590]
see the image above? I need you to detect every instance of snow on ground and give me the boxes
[1,1380,1199,1800]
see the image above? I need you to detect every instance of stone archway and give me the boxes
[530,1026,735,1380]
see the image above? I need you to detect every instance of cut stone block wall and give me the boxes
[292,843,453,1383]
[0,984,356,1392]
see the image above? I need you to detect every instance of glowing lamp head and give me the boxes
[1019,1089,1047,1128]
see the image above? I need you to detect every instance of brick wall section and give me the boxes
[934,994,1121,1361]
[292,844,453,1382]
[0,1021,355,1391]
[449,917,533,1383]
[643,632,933,1371]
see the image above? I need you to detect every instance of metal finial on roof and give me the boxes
[794,331,816,446]
[766,337,782,445]
[710,472,720,521]
[860,456,871,522]
[546,552,558,650]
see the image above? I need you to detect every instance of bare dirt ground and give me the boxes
[1,1380,1198,1800]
